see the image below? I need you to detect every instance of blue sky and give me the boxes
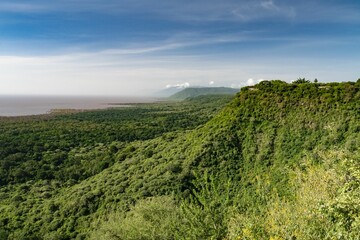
[0,0,359,96]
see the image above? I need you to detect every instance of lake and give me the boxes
[0,95,156,116]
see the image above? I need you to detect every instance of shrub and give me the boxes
[89,196,179,240]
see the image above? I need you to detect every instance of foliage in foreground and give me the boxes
[90,150,360,240]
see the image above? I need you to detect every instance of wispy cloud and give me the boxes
[260,0,296,18]
[61,32,252,58]
[0,0,359,24]
[1,45,359,96]
[231,0,296,21]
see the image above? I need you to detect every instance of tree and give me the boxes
[293,78,310,84]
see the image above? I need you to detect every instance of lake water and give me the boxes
[0,95,156,116]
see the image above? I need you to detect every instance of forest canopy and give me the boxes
[0,81,359,239]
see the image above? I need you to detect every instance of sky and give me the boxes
[0,0,360,96]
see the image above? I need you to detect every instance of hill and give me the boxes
[0,81,359,239]
[169,87,239,100]
[153,86,184,98]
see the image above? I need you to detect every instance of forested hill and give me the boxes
[0,80,359,239]
[169,87,239,100]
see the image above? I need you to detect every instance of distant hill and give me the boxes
[154,87,185,98]
[169,87,239,100]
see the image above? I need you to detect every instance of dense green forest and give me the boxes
[0,81,359,239]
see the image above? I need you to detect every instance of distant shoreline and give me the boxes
[0,96,159,117]
[47,104,137,114]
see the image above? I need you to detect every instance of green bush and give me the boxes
[90,196,179,240]
[175,172,235,239]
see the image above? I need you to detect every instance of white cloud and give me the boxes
[165,82,190,89]
[209,81,215,85]
[247,78,255,86]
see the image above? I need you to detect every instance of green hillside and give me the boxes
[169,87,239,100]
[0,81,359,239]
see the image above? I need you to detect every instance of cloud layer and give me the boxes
[0,0,360,95]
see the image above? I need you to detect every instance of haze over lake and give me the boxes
[0,95,156,116]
